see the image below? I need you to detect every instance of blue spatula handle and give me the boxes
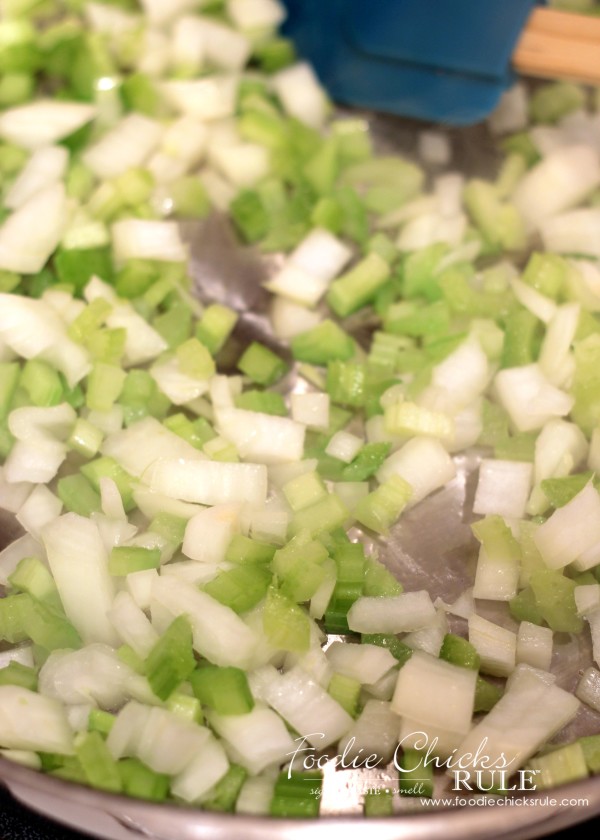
[281,0,542,124]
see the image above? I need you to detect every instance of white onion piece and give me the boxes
[39,645,136,708]
[102,416,203,478]
[182,504,240,564]
[473,459,532,520]
[151,575,259,668]
[337,699,399,765]
[494,364,574,432]
[111,219,188,265]
[538,302,580,386]
[269,296,322,340]
[83,114,163,180]
[510,278,557,324]
[0,183,70,274]
[0,687,74,755]
[516,621,553,672]
[210,142,270,188]
[0,467,32,513]
[575,585,600,617]
[5,146,68,210]
[468,614,516,678]
[171,734,229,803]
[0,534,43,587]
[376,436,457,506]
[42,513,118,647]
[227,0,286,30]
[326,642,396,685]
[272,63,328,129]
[207,706,295,776]
[576,666,600,712]
[541,208,600,258]
[217,407,305,465]
[347,591,436,634]
[162,77,239,121]
[146,458,267,508]
[534,483,600,570]
[0,100,96,150]
[138,0,199,27]
[488,83,528,134]
[16,485,62,540]
[289,228,353,282]
[514,145,600,230]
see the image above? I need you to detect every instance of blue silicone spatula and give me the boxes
[279,0,600,125]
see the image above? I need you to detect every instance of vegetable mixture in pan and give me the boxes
[1,0,600,818]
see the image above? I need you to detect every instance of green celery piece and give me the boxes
[464,179,526,252]
[530,569,583,633]
[501,132,540,167]
[195,304,238,356]
[145,616,196,701]
[310,195,342,235]
[121,72,160,116]
[366,231,398,265]
[0,661,37,691]
[364,788,394,816]
[115,260,158,298]
[291,320,355,365]
[479,399,510,448]
[440,634,481,670]
[237,341,287,386]
[85,362,126,412]
[203,565,271,614]
[326,361,367,407]
[304,136,340,196]
[235,390,287,416]
[579,735,600,774]
[0,362,21,419]
[0,142,27,177]
[328,672,361,717]
[509,586,545,626]
[167,692,203,724]
[327,253,391,318]
[68,31,116,101]
[354,475,412,535]
[203,764,248,812]
[263,586,310,652]
[474,677,503,712]
[164,413,215,449]
[363,557,402,596]
[54,247,114,293]
[81,456,136,511]
[153,299,193,349]
[289,493,349,538]
[119,369,170,426]
[0,71,32,106]
[324,543,365,633]
[332,118,372,166]
[361,634,413,665]
[253,36,296,73]
[501,307,542,368]
[385,300,451,338]
[402,242,448,301]
[171,176,210,219]
[282,472,327,513]
[66,160,95,201]
[270,770,322,818]
[19,359,63,406]
[148,513,187,547]
[530,81,585,124]
[69,298,112,345]
[494,432,536,462]
[273,537,328,603]
[471,515,521,564]
[527,742,588,790]
[176,337,215,379]
[398,749,434,798]
[334,185,369,246]
[76,731,122,793]
[541,472,599,508]
[118,758,170,802]
[572,335,600,435]
[118,645,146,675]
[341,156,424,212]
[0,593,38,644]
[367,331,409,370]
[190,665,254,715]
[8,556,61,610]
[88,709,116,736]
[22,596,82,651]
[108,546,161,576]
[522,252,567,299]
[225,534,276,565]
[0,269,20,293]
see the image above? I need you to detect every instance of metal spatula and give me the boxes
[280,0,600,124]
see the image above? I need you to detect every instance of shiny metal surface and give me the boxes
[1,112,599,838]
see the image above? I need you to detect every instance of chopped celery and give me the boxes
[145,616,196,701]
[328,672,361,717]
[326,361,367,407]
[363,557,403,596]
[88,710,116,737]
[20,360,63,406]
[474,677,503,713]
[527,742,588,790]
[541,473,600,508]
[237,342,287,386]
[263,587,310,652]
[341,443,391,482]
[108,547,161,576]
[0,362,20,420]
[364,788,394,816]
[9,556,61,610]
[176,338,216,380]
[167,693,203,725]
[270,770,322,818]
[81,457,136,511]
[118,759,170,802]
[440,634,481,670]
[579,735,600,774]
[203,565,271,614]
[509,586,545,626]
[148,513,187,548]
[354,475,412,535]
[289,493,349,538]
[291,320,355,365]
[327,253,390,318]
[361,634,413,665]
[196,304,238,356]
[76,731,122,794]
[0,661,37,691]
[398,749,433,798]
[203,765,247,812]
[530,81,585,124]
[529,570,583,634]
[235,389,286,416]
[54,247,114,293]
[190,665,254,715]
[225,534,276,565]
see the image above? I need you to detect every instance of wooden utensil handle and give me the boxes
[513,6,600,86]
